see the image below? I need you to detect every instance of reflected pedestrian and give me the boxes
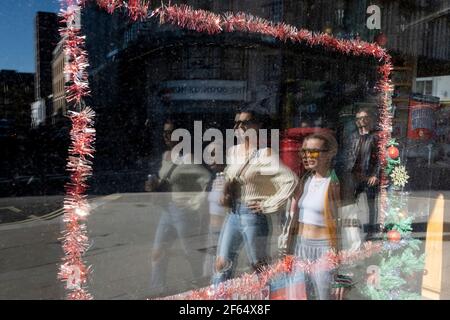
[212,106,298,285]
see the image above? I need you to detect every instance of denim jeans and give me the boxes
[212,202,270,286]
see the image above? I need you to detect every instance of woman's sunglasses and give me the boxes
[300,148,329,159]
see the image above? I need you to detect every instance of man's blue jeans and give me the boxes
[212,202,270,286]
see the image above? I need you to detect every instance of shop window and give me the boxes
[425,80,433,95]
[416,80,433,95]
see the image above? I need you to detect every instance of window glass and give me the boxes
[1,0,449,301]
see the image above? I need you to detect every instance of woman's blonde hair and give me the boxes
[303,132,338,157]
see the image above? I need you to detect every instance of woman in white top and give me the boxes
[289,132,352,300]
[212,106,298,285]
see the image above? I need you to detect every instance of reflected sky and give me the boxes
[0,0,59,72]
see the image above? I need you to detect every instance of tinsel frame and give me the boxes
[59,0,394,299]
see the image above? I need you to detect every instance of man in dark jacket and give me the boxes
[337,107,380,238]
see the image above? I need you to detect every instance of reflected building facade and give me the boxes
[0,70,34,181]
[32,12,59,127]
[80,0,450,193]
[52,39,67,124]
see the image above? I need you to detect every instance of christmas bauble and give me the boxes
[387,230,401,242]
[388,146,399,159]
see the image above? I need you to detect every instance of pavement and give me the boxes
[0,191,449,300]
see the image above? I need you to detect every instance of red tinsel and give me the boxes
[95,0,151,20]
[95,0,123,15]
[58,107,96,300]
[125,0,150,21]
[153,4,222,35]
[58,0,95,300]
[160,241,383,300]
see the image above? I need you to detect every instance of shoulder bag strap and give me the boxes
[235,149,258,180]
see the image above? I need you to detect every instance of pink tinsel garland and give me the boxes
[161,241,383,300]
[58,0,95,300]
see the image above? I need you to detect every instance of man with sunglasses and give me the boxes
[336,107,380,239]
[214,106,298,286]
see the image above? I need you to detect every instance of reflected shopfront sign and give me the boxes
[161,80,247,101]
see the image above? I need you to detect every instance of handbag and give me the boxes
[145,162,177,192]
[222,178,240,208]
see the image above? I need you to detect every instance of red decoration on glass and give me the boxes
[387,230,401,243]
[387,146,399,160]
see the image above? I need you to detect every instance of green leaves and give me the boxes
[385,157,401,175]
[400,250,425,275]
[407,238,422,251]
[392,216,414,235]
[387,138,399,147]
[359,174,424,300]
[361,239,425,299]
